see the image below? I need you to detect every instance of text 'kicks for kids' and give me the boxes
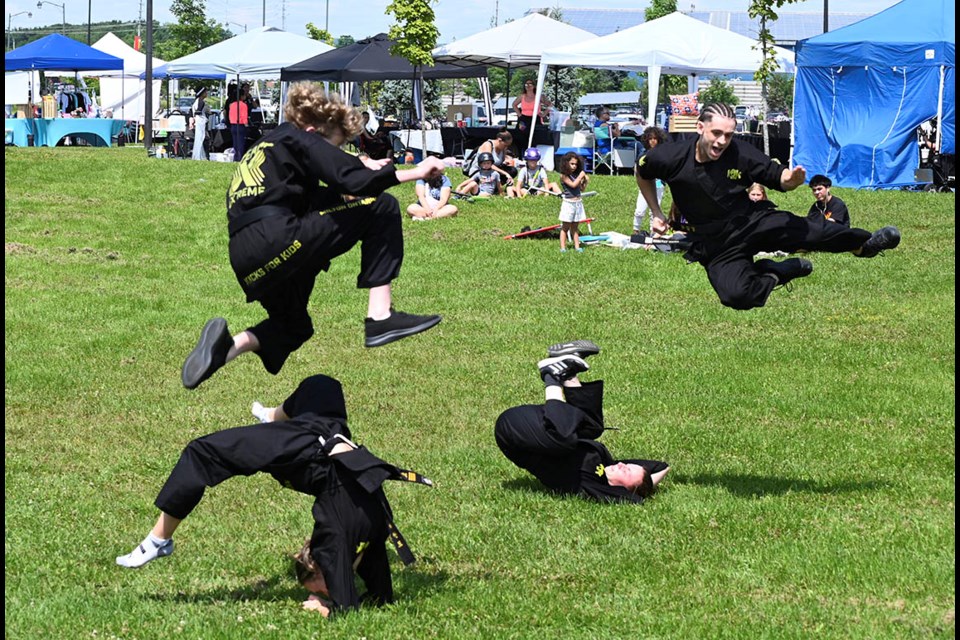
[548,340,601,360]
[857,226,901,258]
[181,318,232,390]
[755,258,814,288]
[365,310,442,347]
[538,355,589,385]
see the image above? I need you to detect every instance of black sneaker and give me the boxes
[181,318,232,390]
[537,355,589,385]
[857,226,901,258]
[755,258,814,287]
[365,310,441,347]
[547,340,601,360]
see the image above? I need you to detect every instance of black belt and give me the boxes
[228,205,290,237]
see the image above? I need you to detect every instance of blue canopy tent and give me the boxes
[793,0,955,188]
[5,33,124,72]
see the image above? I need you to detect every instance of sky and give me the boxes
[8,0,903,44]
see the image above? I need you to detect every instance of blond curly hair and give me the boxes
[284,82,363,139]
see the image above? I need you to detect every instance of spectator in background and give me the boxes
[469,129,517,181]
[407,173,458,220]
[513,79,552,135]
[228,83,250,161]
[807,174,850,227]
[190,87,211,161]
[633,126,668,235]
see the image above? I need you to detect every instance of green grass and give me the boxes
[4,146,955,639]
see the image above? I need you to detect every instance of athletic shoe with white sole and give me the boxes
[856,226,901,258]
[538,355,589,386]
[364,310,441,348]
[181,318,232,390]
[547,339,601,360]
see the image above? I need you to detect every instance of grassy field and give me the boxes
[4,145,955,640]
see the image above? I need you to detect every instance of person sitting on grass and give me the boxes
[495,340,670,502]
[116,374,433,618]
[455,152,502,198]
[807,174,850,227]
[407,173,458,221]
[506,147,561,198]
[180,82,445,391]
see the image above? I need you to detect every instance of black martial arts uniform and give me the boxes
[637,137,873,310]
[154,374,427,613]
[225,122,405,374]
[494,381,668,503]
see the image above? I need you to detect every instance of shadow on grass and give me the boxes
[672,472,888,498]
[500,476,560,496]
[151,560,450,605]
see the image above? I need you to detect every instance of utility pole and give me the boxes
[262,0,265,26]
[87,0,91,43]
[823,0,829,32]
[145,0,153,156]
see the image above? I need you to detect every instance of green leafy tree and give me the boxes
[748,0,797,153]
[699,77,740,107]
[305,23,335,46]
[766,73,794,113]
[158,0,228,61]
[336,35,356,48]
[386,0,440,152]
[378,79,443,121]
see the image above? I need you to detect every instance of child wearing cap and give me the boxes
[506,147,561,198]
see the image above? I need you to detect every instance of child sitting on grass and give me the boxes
[455,152,501,197]
[506,147,561,198]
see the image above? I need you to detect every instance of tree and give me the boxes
[159,0,228,61]
[766,73,794,113]
[335,35,356,48]
[748,0,797,154]
[386,0,440,154]
[699,77,740,107]
[305,23,335,46]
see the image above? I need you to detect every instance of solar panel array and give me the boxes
[532,8,873,45]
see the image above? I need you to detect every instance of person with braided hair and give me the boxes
[636,103,901,310]
[181,82,445,390]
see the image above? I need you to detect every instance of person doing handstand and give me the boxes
[181,83,445,390]
[116,374,433,617]
[636,103,901,310]
[495,340,669,503]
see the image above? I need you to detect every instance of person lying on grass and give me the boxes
[181,82,445,391]
[117,374,432,617]
[495,340,669,502]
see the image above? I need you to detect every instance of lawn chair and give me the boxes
[592,126,614,174]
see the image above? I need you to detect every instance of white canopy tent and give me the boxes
[432,13,596,124]
[531,12,796,147]
[87,32,166,123]
[147,26,334,80]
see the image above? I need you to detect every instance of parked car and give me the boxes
[175,96,194,113]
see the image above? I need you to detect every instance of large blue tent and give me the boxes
[5,33,124,72]
[792,0,955,188]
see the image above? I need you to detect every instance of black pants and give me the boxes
[694,209,872,310]
[155,375,350,519]
[235,193,404,374]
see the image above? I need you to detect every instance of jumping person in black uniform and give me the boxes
[495,340,669,503]
[636,103,901,310]
[116,374,433,617]
[181,82,446,390]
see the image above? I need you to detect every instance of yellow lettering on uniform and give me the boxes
[595,464,605,477]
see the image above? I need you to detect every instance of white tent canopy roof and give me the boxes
[147,26,334,80]
[89,32,164,77]
[540,12,795,75]
[432,13,597,69]
[531,11,795,142]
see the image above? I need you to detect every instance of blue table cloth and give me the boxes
[4,118,126,147]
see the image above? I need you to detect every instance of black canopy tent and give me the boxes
[280,33,491,128]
